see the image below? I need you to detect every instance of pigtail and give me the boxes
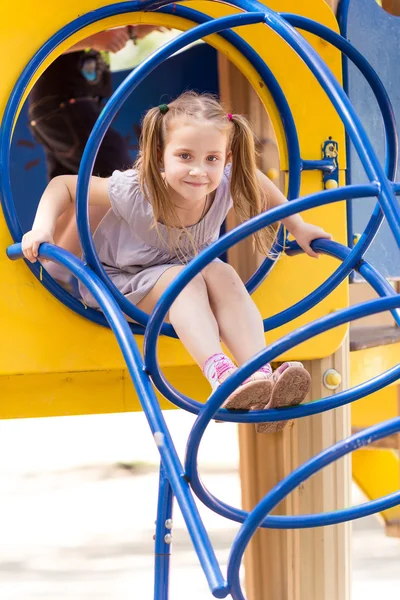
[135,107,172,230]
[230,115,279,255]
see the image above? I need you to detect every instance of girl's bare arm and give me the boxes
[22,175,110,262]
[256,169,332,258]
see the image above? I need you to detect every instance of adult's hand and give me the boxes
[89,28,131,53]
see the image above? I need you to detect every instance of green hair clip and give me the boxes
[159,104,169,115]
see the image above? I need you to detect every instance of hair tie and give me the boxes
[227,113,233,122]
[159,104,169,115]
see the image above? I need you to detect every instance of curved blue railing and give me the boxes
[0,2,299,333]
[3,2,400,599]
[2,0,398,337]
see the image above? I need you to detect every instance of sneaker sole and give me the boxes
[256,367,311,434]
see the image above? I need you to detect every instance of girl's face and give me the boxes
[161,119,230,204]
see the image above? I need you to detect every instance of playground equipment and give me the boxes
[1,1,400,599]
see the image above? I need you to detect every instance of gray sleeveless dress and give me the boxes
[79,165,233,308]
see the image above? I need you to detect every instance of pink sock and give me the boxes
[202,353,236,392]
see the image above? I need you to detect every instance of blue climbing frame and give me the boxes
[3,1,400,598]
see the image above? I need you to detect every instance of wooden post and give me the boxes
[385,385,400,537]
[218,54,351,600]
[239,340,351,600]
[298,343,351,600]
[381,0,400,15]
[324,0,340,15]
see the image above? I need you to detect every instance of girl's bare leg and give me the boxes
[137,266,224,367]
[53,205,109,257]
[201,262,266,365]
[137,263,273,412]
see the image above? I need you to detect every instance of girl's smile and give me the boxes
[161,120,230,207]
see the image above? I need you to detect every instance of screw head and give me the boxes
[165,519,173,529]
[325,178,338,190]
[323,368,342,390]
[164,533,173,544]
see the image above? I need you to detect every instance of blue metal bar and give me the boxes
[2,0,394,334]
[262,9,400,248]
[358,261,400,326]
[285,239,400,326]
[0,0,296,331]
[2,3,287,334]
[76,11,267,333]
[144,184,379,416]
[336,0,356,251]
[160,5,399,335]
[185,293,400,428]
[154,463,174,600]
[184,377,400,531]
[183,296,400,534]
[280,13,398,181]
[6,242,228,598]
[158,4,301,294]
[254,8,400,329]
[169,4,399,299]
[227,417,400,600]
[302,159,335,173]
[280,11,398,282]
[10,239,400,531]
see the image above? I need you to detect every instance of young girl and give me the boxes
[22,92,332,433]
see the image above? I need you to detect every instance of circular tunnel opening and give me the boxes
[5,9,288,333]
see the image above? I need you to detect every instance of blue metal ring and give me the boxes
[6,240,227,596]
[227,417,400,599]
[159,4,301,294]
[1,0,301,334]
[144,183,380,415]
[260,11,398,329]
[261,8,400,246]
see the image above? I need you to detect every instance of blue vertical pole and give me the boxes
[154,463,174,600]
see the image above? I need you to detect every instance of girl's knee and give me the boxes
[171,272,206,304]
[169,273,207,321]
[182,272,207,293]
[203,261,241,284]
[202,261,239,280]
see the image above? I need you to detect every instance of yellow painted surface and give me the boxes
[351,386,397,429]
[352,448,400,524]
[0,365,210,419]
[350,347,400,528]
[0,1,348,418]
[351,343,400,389]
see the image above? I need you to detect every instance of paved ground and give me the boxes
[0,412,399,599]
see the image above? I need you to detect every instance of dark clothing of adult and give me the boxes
[28,50,131,179]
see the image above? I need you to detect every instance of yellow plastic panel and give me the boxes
[351,343,400,389]
[0,1,348,417]
[0,365,209,419]
[353,448,400,524]
[351,385,398,429]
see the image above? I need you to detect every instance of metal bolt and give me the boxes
[165,519,173,529]
[323,368,342,390]
[164,534,173,544]
[325,178,338,190]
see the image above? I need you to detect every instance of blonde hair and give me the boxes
[134,91,278,258]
